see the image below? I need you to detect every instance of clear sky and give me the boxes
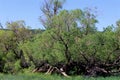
[0,0,120,30]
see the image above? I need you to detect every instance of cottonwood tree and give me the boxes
[40,0,66,29]
[5,21,32,70]
[80,8,98,35]
[6,20,32,43]
[0,30,14,73]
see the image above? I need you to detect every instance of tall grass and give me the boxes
[0,73,120,80]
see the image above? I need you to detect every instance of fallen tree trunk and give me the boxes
[32,60,120,77]
[32,63,69,77]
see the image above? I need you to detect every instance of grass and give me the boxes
[0,73,120,80]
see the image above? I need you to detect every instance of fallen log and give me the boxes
[45,66,69,77]
[32,64,69,77]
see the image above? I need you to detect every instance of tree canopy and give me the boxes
[0,0,120,77]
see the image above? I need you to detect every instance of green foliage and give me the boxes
[78,31,117,62]
[14,60,21,72]
[1,1,120,76]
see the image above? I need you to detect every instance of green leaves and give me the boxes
[0,1,120,76]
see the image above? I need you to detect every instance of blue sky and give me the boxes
[0,0,120,30]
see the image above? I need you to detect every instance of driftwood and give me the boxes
[45,66,69,77]
[32,63,69,77]
[32,59,120,77]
